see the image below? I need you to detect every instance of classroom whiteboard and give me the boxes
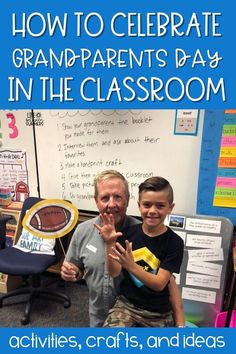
[0,109,204,216]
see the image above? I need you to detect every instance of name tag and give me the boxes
[86,244,97,253]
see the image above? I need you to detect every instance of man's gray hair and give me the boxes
[94,170,130,199]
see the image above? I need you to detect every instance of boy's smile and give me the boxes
[138,190,174,236]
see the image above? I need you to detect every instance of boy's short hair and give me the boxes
[94,170,130,199]
[138,176,174,204]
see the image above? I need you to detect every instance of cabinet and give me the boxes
[0,203,23,293]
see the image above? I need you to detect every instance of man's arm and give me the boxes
[94,213,123,277]
[61,261,84,282]
[61,225,84,282]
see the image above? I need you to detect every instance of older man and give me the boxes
[61,170,184,327]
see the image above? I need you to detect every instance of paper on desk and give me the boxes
[185,218,221,234]
[188,248,224,262]
[186,272,220,289]
[186,234,222,248]
[182,286,216,304]
[187,260,223,277]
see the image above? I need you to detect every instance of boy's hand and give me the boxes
[109,240,134,269]
[94,213,122,244]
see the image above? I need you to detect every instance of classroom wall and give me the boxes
[197,110,236,226]
[0,109,204,216]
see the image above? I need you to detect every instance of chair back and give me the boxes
[15,197,43,242]
[16,197,78,263]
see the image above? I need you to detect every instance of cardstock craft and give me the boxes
[14,228,55,255]
[22,199,79,239]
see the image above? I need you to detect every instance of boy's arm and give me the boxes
[111,241,172,291]
[169,276,185,327]
[106,241,122,277]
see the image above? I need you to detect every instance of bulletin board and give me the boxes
[197,110,236,226]
[0,110,36,201]
[0,109,204,216]
[166,213,234,327]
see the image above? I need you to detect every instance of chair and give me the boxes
[0,213,14,249]
[0,197,78,325]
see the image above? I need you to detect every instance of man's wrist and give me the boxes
[106,241,116,249]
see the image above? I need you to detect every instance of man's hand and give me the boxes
[94,213,122,244]
[61,261,83,282]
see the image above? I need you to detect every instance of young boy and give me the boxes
[96,176,184,327]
